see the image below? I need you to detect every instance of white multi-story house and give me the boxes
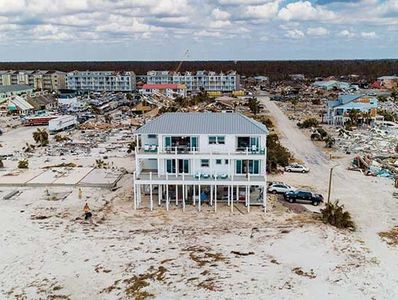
[146,70,240,93]
[66,71,136,92]
[133,112,268,212]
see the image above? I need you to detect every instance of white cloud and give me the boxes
[307,27,329,36]
[338,29,355,37]
[285,29,305,39]
[361,31,376,38]
[278,1,336,21]
[245,1,280,19]
[212,8,231,20]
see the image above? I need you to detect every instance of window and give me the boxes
[225,159,229,165]
[148,134,157,139]
[209,136,217,144]
[216,159,222,165]
[201,159,209,167]
[209,136,225,145]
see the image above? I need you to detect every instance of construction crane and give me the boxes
[174,49,190,73]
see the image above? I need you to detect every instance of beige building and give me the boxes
[0,70,66,91]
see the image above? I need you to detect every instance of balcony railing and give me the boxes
[136,145,266,155]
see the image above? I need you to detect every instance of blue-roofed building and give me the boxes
[326,94,378,125]
[313,80,350,91]
[132,112,268,213]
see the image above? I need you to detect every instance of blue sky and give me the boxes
[0,0,396,61]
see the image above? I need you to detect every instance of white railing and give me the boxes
[138,145,266,156]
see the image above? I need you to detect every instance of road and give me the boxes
[259,93,398,297]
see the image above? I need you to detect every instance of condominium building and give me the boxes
[133,112,268,212]
[0,70,66,91]
[66,71,136,92]
[146,70,240,92]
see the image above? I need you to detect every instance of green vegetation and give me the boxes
[266,134,291,172]
[320,201,355,231]
[378,109,396,122]
[18,159,29,169]
[248,97,261,115]
[127,141,137,154]
[254,115,274,128]
[297,118,319,129]
[32,128,49,146]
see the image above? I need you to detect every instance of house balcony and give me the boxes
[136,145,266,157]
[134,171,266,186]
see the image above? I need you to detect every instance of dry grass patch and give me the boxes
[379,227,398,246]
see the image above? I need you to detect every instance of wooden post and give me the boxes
[230,185,234,212]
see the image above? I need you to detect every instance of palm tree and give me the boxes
[32,128,49,146]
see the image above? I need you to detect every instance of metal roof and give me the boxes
[0,84,33,93]
[135,112,269,135]
[9,96,34,111]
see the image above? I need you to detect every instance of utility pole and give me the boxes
[327,165,339,204]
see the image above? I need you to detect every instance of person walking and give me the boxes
[83,202,93,223]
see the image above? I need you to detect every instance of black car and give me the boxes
[284,190,323,206]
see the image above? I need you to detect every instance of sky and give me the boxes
[0,0,397,61]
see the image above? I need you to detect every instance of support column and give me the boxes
[193,185,196,206]
[247,186,250,213]
[227,185,230,206]
[263,185,266,213]
[158,185,162,206]
[150,183,153,211]
[182,184,186,212]
[230,185,234,212]
[176,185,179,206]
[214,185,217,212]
[166,184,169,211]
[198,184,201,212]
[210,185,213,206]
[133,184,137,210]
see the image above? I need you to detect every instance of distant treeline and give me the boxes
[0,60,397,81]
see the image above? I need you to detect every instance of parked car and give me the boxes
[268,182,296,194]
[284,190,324,206]
[284,163,310,173]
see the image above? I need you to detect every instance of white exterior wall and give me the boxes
[136,133,266,177]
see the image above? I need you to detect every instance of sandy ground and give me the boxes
[0,110,398,299]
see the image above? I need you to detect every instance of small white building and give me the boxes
[133,112,269,212]
[140,83,187,98]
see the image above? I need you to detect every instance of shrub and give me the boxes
[0,158,3,168]
[18,159,29,169]
[266,134,292,172]
[297,118,319,129]
[320,201,355,231]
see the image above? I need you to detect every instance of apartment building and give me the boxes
[66,71,136,92]
[146,70,240,93]
[140,83,187,98]
[133,112,268,212]
[0,70,66,91]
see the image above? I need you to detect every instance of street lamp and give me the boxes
[327,165,340,204]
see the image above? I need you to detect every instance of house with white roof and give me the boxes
[133,112,268,212]
[326,94,378,125]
